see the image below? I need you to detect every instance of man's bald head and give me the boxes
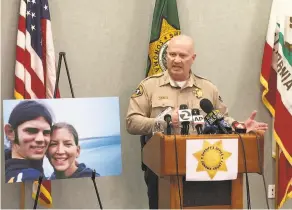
[168,34,195,55]
[166,34,196,81]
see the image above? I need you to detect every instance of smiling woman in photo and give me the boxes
[47,122,100,179]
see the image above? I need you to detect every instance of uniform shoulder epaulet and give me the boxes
[194,73,216,85]
[193,73,224,103]
[143,72,164,82]
[193,73,209,81]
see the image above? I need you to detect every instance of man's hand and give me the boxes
[171,107,180,128]
[244,110,268,133]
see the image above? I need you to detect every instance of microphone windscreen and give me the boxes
[191,108,200,115]
[179,104,188,110]
[200,98,214,114]
[164,114,171,122]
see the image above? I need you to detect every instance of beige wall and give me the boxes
[1,0,291,209]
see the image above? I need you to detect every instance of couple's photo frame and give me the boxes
[3,97,122,183]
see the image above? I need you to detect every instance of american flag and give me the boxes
[15,0,59,99]
[15,0,59,207]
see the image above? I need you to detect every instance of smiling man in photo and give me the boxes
[4,100,53,183]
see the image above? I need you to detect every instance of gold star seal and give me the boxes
[147,18,181,76]
[193,140,232,179]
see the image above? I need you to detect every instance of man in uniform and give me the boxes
[126,34,268,209]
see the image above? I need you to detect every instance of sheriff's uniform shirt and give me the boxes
[126,70,234,135]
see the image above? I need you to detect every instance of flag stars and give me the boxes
[44,5,48,10]
[31,12,36,19]
[31,25,36,31]
[32,0,36,4]
[27,10,31,16]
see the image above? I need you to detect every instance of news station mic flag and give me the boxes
[260,0,292,208]
[146,0,181,77]
[14,0,60,207]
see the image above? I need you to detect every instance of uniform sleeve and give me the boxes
[213,86,235,125]
[126,82,155,135]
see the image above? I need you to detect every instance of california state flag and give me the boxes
[260,0,292,208]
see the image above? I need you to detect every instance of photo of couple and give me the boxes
[3,97,122,183]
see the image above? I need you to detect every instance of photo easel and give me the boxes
[53,52,75,98]
[32,52,103,209]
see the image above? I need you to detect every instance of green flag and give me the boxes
[146,0,181,77]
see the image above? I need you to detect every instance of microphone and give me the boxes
[219,120,233,133]
[153,107,173,134]
[203,123,219,134]
[232,121,247,133]
[199,98,229,134]
[191,109,204,134]
[164,114,172,135]
[178,104,192,135]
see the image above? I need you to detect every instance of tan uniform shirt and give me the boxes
[126,71,234,135]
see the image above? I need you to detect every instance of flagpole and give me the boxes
[275,143,279,209]
[20,183,25,209]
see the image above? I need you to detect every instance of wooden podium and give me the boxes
[142,132,264,209]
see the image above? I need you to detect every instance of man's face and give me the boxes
[166,39,195,81]
[11,117,51,160]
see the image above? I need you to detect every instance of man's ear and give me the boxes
[4,124,15,143]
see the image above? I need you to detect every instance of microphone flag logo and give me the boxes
[178,109,192,121]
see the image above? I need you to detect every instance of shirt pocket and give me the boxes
[150,100,175,118]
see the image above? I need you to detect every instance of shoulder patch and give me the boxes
[131,84,144,98]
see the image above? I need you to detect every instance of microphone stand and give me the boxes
[195,124,203,135]
[166,122,172,135]
[91,170,103,209]
[33,175,43,209]
[181,123,189,135]
[164,114,172,135]
[180,124,185,135]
